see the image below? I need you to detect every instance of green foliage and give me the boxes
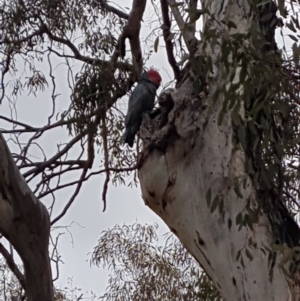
[71,64,133,132]
[92,223,223,301]
[0,0,142,201]
[0,233,223,301]
[208,0,300,247]
[1,0,300,296]
[198,0,300,250]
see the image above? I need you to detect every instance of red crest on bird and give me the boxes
[147,68,162,86]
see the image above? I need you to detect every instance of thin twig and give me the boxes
[22,130,87,178]
[38,165,138,199]
[51,168,88,225]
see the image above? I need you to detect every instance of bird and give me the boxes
[123,68,162,147]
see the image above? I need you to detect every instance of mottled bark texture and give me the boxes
[0,133,53,301]
[139,0,300,300]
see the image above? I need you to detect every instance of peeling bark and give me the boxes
[139,86,290,300]
[139,0,299,300]
[0,133,53,301]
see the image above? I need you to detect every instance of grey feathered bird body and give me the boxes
[123,77,158,147]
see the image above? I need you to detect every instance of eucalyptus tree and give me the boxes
[92,222,223,301]
[0,0,300,300]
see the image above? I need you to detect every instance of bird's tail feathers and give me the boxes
[123,129,135,148]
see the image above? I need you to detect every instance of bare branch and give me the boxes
[22,130,87,178]
[160,0,181,81]
[0,53,11,104]
[20,160,87,170]
[50,168,88,225]
[1,107,106,134]
[188,0,198,36]
[0,116,36,130]
[167,0,197,54]
[34,166,84,195]
[0,242,26,290]
[117,0,147,75]
[101,115,110,212]
[45,34,98,64]
[1,26,46,45]
[38,165,138,199]
[44,26,133,72]
[94,0,129,20]
[49,233,63,282]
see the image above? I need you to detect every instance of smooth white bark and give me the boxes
[139,0,297,300]
[0,133,53,301]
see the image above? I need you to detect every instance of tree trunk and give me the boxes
[0,134,53,301]
[139,0,299,300]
